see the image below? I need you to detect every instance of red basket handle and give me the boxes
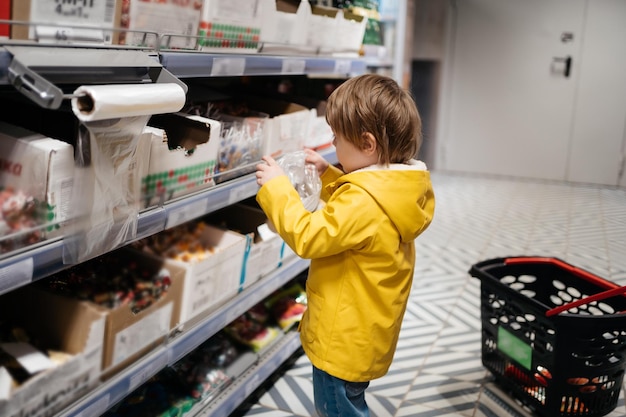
[503,257,625,317]
[545,285,626,317]
[504,257,618,291]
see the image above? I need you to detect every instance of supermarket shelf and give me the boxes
[188,331,302,417]
[58,255,310,417]
[0,45,366,93]
[0,149,336,297]
[159,51,366,78]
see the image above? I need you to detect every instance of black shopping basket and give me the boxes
[470,256,626,417]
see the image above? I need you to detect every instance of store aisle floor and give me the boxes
[230,172,626,417]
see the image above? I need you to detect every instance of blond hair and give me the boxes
[325,74,422,165]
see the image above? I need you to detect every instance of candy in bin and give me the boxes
[215,118,264,183]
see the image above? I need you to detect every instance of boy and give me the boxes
[255,73,435,417]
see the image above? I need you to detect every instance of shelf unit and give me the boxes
[0,40,352,417]
[58,255,309,417]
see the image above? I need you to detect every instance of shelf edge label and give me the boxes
[211,57,246,76]
[166,199,208,229]
[282,59,306,74]
[0,258,34,294]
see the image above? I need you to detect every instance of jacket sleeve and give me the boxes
[256,175,380,259]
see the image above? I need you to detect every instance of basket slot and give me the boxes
[504,257,619,291]
[545,285,626,317]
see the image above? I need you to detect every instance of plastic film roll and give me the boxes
[71,83,186,122]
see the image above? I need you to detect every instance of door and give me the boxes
[437,0,626,186]
[567,0,626,186]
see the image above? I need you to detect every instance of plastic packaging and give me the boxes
[276,151,322,212]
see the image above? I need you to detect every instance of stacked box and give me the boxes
[143,114,221,208]
[199,0,262,53]
[242,97,312,159]
[119,0,202,49]
[259,0,311,52]
[10,0,123,43]
[34,249,185,377]
[206,203,283,289]
[0,122,74,254]
[0,286,106,417]
[134,222,248,326]
[309,5,367,55]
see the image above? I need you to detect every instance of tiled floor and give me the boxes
[230,171,626,417]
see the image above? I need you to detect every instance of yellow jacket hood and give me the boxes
[327,160,434,243]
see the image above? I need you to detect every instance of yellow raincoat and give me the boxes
[256,160,435,382]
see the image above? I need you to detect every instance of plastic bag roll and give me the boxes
[71,83,186,122]
[64,82,186,263]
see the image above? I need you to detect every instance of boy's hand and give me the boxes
[256,155,286,186]
[304,148,329,176]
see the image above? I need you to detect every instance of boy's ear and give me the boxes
[362,132,377,154]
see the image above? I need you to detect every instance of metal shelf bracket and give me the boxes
[4,45,187,109]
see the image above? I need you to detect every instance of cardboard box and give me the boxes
[97,250,184,375]
[286,97,333,150]
[259,0,312,53]
[258,0,366,55]
[237,199,299,266]
[119,0,202,49]
[0,286,106,417]
[306,110,334,150]
[242,97,312,158]
[198,0,262,53]
[34,249,184,377]
[163,224,247,326]
[0,122,74,252]
[311,6,367,55]
[206,203,283,289]
[11,0,123,43]
[143,114,221,208]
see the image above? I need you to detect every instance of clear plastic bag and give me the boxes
[276,151,321,212]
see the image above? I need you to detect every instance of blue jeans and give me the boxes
[312,366,370,417]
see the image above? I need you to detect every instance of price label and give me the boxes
[211,58,246,76]
[228,180,259,205]
[35,26,106,44]
[75,394,110,417]
[0,258,33,294]
[166,199,208,229]
[282,59,306,74]
[244,374,261,398]
[334,60,352,74]
[129,360,162,392]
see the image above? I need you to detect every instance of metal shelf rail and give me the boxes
[189,331,302,417]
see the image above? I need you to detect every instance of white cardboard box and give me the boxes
[208,203,283,289]
[306,109,334,150]
[10,0,123,43]
[0,286,106,417]
[240,97,312,159]
[311,6,367,55]
[259,0,366,55]
[143,114,221,207]
[164,224,248,326]
[119,0,202,49]
[259,0,310,50]
[0,122,74,244]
